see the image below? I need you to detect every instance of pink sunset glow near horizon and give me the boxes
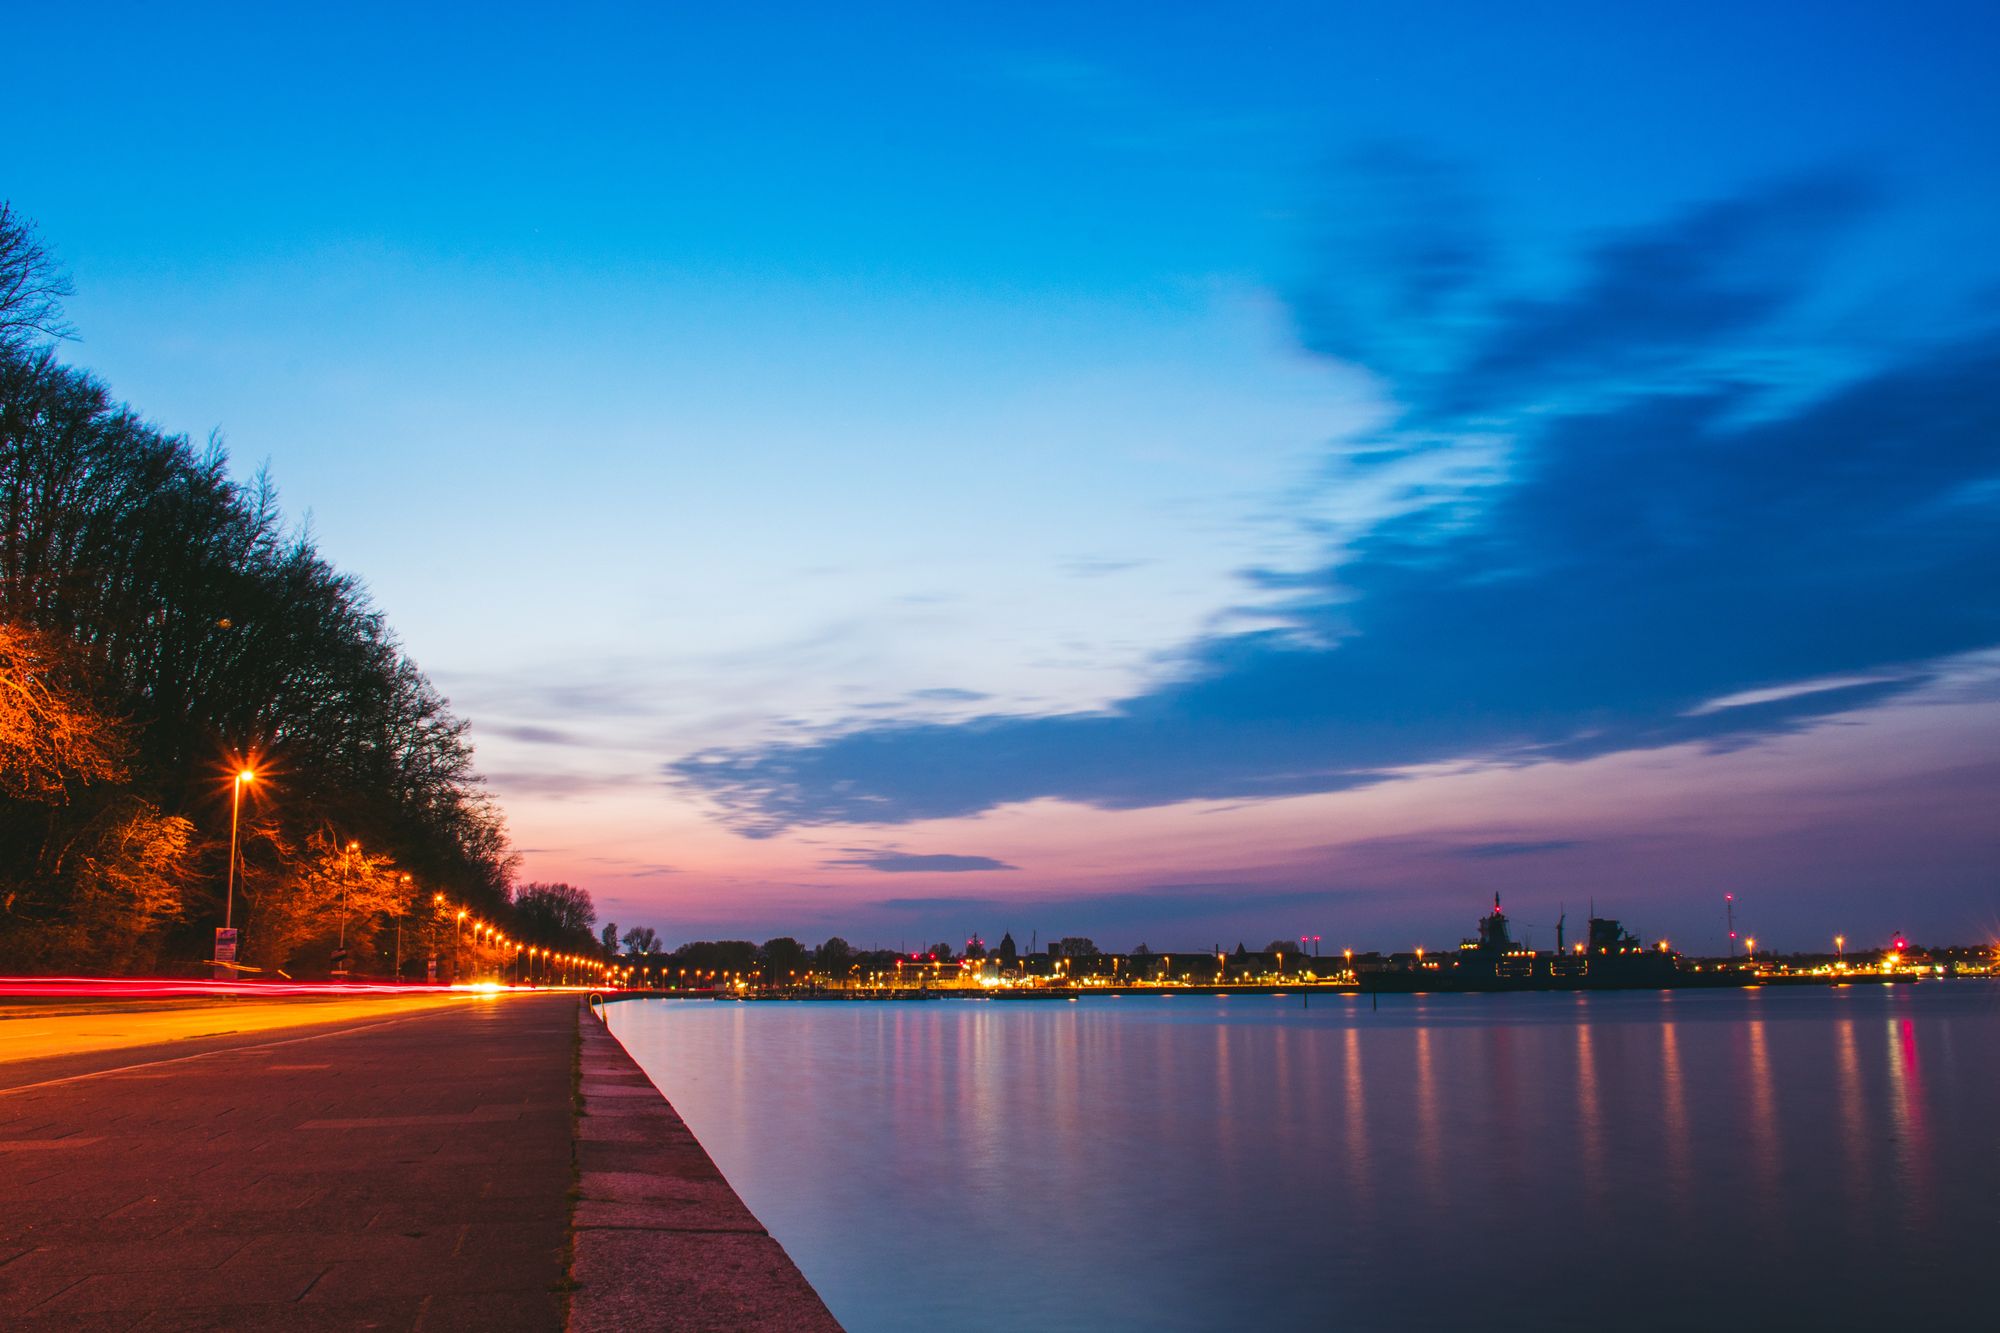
[492,663,2000,953]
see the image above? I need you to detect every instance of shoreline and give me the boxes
[571,1000,844,1333]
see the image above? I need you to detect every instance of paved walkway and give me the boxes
[0,993,575,1331]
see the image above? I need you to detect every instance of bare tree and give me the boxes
[0,203,72,354]
[514,882,596,943]
[0,623,127,801]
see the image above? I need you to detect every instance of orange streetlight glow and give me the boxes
[223,765,257,930]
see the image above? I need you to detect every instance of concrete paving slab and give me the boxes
[569,1229,843,1333]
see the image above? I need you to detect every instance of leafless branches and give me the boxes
[0,202,73,354]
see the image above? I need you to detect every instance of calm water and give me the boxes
[607,986,2000,1331]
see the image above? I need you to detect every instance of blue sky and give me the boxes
[8,1,1997,950]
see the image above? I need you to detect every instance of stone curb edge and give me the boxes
[565,1000,845,1333]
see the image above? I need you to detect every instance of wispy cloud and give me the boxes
[482,723,583,746]
[826,851,1019,873]
[483,769,639,800]
[669,167,2000,836]
[1450,840,1584,860]
[1061,557,1153,579]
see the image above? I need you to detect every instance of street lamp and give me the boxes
[217,767,255,979]
[395,873,412,982]
[333,839,360,980]
[224,768,254,930]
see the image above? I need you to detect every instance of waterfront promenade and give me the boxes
[0,991,839,1331]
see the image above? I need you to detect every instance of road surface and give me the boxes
[0,992,573,1330]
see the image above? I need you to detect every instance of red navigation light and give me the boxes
[1893,936,1908,951]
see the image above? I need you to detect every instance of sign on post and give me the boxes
[331,946,350,980]
[213,927,238,981]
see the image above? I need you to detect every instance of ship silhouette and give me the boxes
[1357,895,1730,993]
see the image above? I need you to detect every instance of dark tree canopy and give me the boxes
[514,882,598,952]
[760,936,807,978]
[0,206,519,971]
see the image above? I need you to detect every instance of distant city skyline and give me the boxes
[12,1,1997,949]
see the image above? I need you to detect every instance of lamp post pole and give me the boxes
[215,768,255,980]
[332,840,359,979]
[225,771,250,930]
[394,874,411,982]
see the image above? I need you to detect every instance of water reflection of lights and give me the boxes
[1575,1021,1604,1193]
[1342,1026,1371,1209]
[1886,1013,1932,1230]
[1658,1020,1690,1209]
[1743,1015,1781,1216]
[1836,1018,1868,1201]
[1412,1022,1443,1200]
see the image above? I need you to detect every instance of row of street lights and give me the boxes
[215,761,613,986]
[422,891,616,987]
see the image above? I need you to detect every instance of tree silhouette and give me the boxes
[0,206,518,971]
